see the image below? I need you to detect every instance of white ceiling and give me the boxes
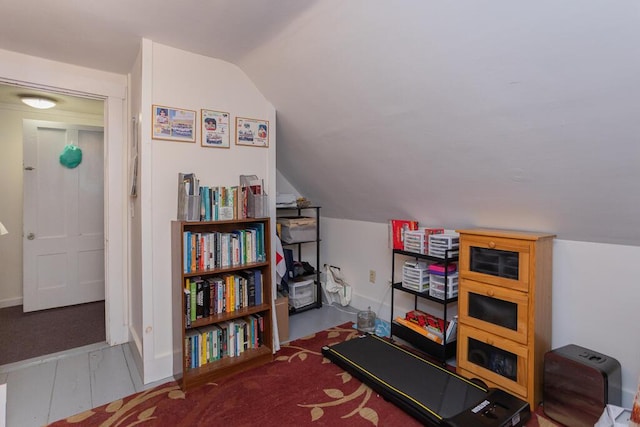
[1,0,639,246]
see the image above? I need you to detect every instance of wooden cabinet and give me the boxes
[171,218,273,391]
[456,229,555,410]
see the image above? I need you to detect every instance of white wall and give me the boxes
[133,41,276,383]
[276,169,300,198]
[319,217,640,408]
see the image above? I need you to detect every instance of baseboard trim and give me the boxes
[0,297,22,309]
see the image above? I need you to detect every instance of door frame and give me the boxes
[0,52,129,346]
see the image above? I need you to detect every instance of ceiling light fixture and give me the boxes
[20,96,57,109]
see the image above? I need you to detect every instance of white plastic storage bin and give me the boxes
[289,279,315,308]
[428,234,460,258]
[403,228,445,254]
[402,261,430,292]
[403,231,428,254]
[429,272,458,299]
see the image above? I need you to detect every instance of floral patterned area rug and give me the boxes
[48,323,560,426]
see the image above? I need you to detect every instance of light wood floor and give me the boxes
[1,303,359,427]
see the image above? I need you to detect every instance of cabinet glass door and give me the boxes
[459,236,531,291]
[470,247,519,280]
[467,337,517,381]
[458,278,528,344]
[458,325,528,398]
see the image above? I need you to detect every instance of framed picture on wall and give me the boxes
[152,105,196,142]
[235,117,269,148]
[201,109,230,148]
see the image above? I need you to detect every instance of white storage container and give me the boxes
[429,272,458,299]
[403,231,428,254]
[402,261,429,292]
[289,279,314,308]
[428,234,460,258]
[403,228,445,254]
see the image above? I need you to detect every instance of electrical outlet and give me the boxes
[369,269,376,284]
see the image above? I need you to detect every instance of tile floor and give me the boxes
[0,303,360,427]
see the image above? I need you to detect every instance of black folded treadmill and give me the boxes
[322,334,530,427]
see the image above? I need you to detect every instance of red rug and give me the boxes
[48,323,561,426]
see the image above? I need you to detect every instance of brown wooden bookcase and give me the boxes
[171,218,273,391]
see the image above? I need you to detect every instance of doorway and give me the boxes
[0,83,108,363]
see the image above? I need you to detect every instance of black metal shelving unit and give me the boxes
[390,248,458,363]
[276,206,322,315]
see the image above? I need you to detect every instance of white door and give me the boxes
[23,120,105,312]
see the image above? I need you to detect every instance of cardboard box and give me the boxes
[275,296,289,342]
[277,216,316,243]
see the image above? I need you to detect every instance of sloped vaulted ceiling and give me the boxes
[237,1,640,246]
[1,0,638,245]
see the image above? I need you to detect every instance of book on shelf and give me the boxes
[218,322,228,358]
[189,278,197,323]
[185,329,200,368]
[245,222,265,262]
[445,315,458,342]
[239,270,257,307]
[183,232,191,273]
[195,278,205,319]
[254,270,263,305]
[202,280,211,317]
[222,320,236,358]
[184,288,191,328]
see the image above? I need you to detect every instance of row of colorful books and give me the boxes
[198,185,241,221]
[185,314,265,369]
[184,270,263,326]
[177,173,266,222]
[182,223,265,273]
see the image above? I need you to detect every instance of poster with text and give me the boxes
[201,109,230,148]
[235,117,269,147]
[152,105,196,143]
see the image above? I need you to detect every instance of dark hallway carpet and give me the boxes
[0,300,105,365]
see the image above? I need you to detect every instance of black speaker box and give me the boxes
[543,344,621,427]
